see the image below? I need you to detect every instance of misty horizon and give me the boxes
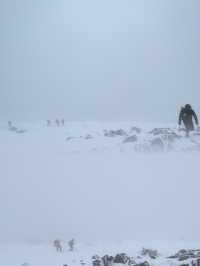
[1,1,200,123]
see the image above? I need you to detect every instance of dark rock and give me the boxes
[102,255,114,266]
[123,135,138,143]
[92,254,150,266]
[113,253,129,264]
[128,257,136,266]
[93,260,102,266]
[104,129,127,137]
[85,134,93,140]
[196,252,200,258]
[168,255,177,259]
[190,259,200,266]
[137,262,150,266]
[141,248,159,259]
[179,255,190,261]
[178,249,187,254]
[168,249,200,261]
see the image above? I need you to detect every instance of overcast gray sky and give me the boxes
[1,0,200,122]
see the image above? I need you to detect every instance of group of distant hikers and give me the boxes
[47,118,65,127]
[45,105,199,137]
[7,104,199,137]
[178,104,199,137]
[53,238,75,253]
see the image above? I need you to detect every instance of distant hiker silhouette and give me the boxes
[178,104,199,137]
[61,118,65,127]
[55,119,60,127]
[53,239,62,252]
[8,121,12,128]
[47,120,51,127]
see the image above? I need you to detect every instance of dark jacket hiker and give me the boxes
[179,104,198,132]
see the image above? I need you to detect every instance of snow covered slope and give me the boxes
[0,121,200,266]
[1,241,200,266]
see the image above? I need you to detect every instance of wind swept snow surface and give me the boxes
[0,121,200,265]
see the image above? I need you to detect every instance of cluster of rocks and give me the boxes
[8,126,26,134]
[104,127,142,139]
[92,254,149,266]
[123,135,138,143]
[104,129,128,138]
[65,125,200,152]
[169,258,200,266]
[140,248,159,259]
[8,121,27,134]
[103,127,183,151]
[63,249,200,266]
[177,258,200,266]
[168,249,200,261]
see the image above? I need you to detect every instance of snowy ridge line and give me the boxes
[2,244,200,266]
[64,125,200,153]
[3,121,200,153]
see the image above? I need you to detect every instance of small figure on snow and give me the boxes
[61,118,65,127]
[68,238,75,251]
[53,239,62,252]
[47,120,51,127]
[55,119,60,127]
[8,121,12,128]
[178,104,199,137]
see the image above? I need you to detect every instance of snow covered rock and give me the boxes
[113,253,129,264]
[123,135,138,143]
[130,127,142,134]
[104,129,128,137]
[136,262,150,266]
[85,134,93,140]
[102,255,114,266]
[92,253,150,266]
[140,248,159,259]
[93,259,102,266]
[168,249,200,261]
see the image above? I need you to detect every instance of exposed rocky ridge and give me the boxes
[90,249,200,266]
[168,249,200,261]
[65,126,200,152]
